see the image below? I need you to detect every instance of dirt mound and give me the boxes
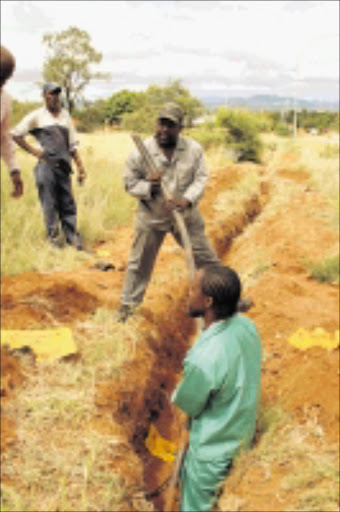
[1,348,24,455]
[1,280,99,328]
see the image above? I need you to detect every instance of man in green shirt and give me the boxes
[172,265,261,512]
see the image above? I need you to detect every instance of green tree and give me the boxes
[42,26,109,113]
[216,108,263,162]
[121,80,204,133]
[104,89,146,124]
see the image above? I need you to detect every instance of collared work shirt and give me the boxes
[12,107,79,171]
[123,135,209,230]
[172,315,261,462]
[1,89,18,172]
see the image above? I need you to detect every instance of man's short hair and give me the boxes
[201,265,241,319]
[0,46,16,85]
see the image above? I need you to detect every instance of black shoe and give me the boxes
[237,297,254,313]
[117,304,136,323]
[67,234,83,251]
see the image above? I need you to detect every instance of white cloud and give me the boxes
[1,0,339,102]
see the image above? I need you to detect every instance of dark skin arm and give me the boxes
[10,170,24,198]
[71,149,87,184]
[12,134,44,160]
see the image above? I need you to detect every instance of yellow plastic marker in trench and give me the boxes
[288,327,339,351]
[1,327,77,363]
[145,424,176,462]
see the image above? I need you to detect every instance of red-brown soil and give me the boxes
[1,161,339,511]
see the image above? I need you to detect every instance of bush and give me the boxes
[186,125,226,149]
[73,100,107,133]
[274,122,292,137]
[120,107,156,134]
[10,100,42,127]
[216,108,263,163]
[306,255,339,283]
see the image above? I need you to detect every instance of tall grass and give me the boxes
[1,133,135,276]
[0,309,146,512]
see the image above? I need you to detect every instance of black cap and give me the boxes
[43,82,62,94]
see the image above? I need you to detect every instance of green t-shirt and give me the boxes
[172,315,261,462]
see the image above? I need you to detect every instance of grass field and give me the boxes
[1,130,338,276]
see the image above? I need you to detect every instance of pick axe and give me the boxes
[131,133,195,511]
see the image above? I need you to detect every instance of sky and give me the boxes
[1,0,339,104]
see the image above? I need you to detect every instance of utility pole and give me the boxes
[293,96,297,138]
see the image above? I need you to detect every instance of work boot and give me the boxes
[117,304,137,323]
[237,297,254,313]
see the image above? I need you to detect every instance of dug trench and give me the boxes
[93,173,268,511]
[0,164,268,511]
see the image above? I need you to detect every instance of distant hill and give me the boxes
[201,94,339,112]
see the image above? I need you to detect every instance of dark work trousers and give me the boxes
[34,162,80,245]
[122,209,219,305]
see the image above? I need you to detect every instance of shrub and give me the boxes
[274,122,291,137]
[216,108,263,163]
[306,255,339,283]
[186,125,226,149]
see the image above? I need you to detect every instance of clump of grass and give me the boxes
[0,308,145,512]
[306,254,339,283]
[319,143,339,159]
[219,404,339,512]
[213,168,261,219]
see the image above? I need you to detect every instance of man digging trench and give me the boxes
[118,102,252,322]
[172,265,262,512]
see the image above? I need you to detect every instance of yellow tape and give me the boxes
[288,327,339,351]
[145,424,176,462]
[1,328,77,362]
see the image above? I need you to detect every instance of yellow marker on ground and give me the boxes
[145,424,176,462]
[96,249,110,257]
[1,328,77,362]
[288,327,339,351]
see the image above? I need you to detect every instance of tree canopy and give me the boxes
[42,26,109,113]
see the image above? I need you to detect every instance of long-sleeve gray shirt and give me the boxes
[124,135,209,230]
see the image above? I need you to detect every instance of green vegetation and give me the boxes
[306,255,339,283]
[42,26,109,113]
[10,100,42,127]
[216,108,264,162]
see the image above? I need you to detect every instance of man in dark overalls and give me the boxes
[12,82,86,249]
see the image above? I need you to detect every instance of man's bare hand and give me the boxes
[77,167,87,185]
[166,197,191,212]
[10,170,23,198]
[147,169,163,183]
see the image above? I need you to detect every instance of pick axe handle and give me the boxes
[131,133,195,281]
[131,133,195,511]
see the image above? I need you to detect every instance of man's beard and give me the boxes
[189,306,205,318]
[155,132,177,148]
